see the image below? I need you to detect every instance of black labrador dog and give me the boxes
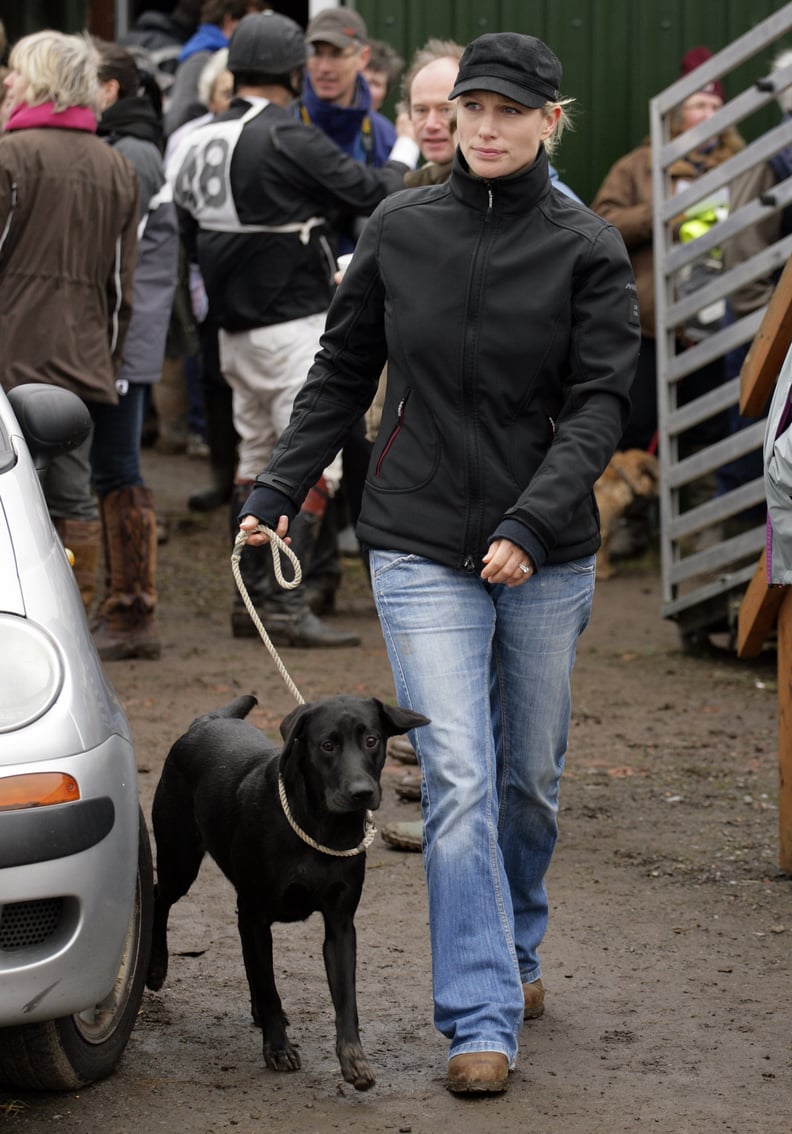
[146,693,429,1090]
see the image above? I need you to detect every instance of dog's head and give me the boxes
[279,696,429,815]
[609,449,660,499]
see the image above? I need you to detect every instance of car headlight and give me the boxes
[0,615,64,732]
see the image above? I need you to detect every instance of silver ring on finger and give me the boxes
[518,563,531,574]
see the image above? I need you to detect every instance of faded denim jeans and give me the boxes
[369,549,594,1063]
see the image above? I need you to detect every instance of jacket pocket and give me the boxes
[375,390,410,477]
[369,387,441,492]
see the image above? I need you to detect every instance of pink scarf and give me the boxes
[5,101,97,133]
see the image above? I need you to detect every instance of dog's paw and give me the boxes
[263,1041,301,1073]
[338,1043,376,1091]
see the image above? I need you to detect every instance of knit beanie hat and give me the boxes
[680,46,725,102]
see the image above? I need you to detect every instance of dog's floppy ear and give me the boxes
[376,699,430,737]
[279,702,314,769]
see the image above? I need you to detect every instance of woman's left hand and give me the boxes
[481,539,534,586]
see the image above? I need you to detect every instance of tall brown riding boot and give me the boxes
[93,485,161,660]
[53,517,102,617]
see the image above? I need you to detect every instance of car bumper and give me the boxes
[0,735,139,1025]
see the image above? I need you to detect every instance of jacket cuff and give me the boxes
[237,484,298,528]
[388,135,419,169]
[487,519,547,571]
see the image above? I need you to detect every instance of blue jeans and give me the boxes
[90,383,146,496]
[369,550,595,1062]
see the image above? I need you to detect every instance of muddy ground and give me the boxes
[2,448,790,1133]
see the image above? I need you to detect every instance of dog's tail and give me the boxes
[190,694,258,730]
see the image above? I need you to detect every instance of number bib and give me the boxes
[170,103,324,243]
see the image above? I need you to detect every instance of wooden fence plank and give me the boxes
[740,256,792,415]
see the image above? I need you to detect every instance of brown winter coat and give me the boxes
[0,126,139,404]
[591,128,744,339]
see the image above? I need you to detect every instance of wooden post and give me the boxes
[737,258,792,873]
[737,551,787,658]
[777,592,792,873]
[737,559,792,871]
[740,256,792,415]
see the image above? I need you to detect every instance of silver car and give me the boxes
[0,383,152,1090]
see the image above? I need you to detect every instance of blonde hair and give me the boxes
[9,30,100,113]
[542,96,575,158]
[197,47,229,106]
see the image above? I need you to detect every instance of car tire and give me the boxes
[0,807,153,1091]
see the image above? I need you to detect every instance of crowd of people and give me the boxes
[0,3,783,1098]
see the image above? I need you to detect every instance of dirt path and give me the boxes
[2,449,789,1133]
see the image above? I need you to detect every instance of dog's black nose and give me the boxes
[346,780,377,808]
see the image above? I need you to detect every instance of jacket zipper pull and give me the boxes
[463,556,477,572]
[486,183,493,220]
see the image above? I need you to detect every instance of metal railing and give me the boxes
[651,2,792,647]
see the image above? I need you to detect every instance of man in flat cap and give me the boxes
[296,7,399,246]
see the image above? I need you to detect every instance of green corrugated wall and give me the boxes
[356,0,792,203]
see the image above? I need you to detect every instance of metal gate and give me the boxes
[652,2,792,648]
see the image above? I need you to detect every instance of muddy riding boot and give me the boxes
[255,591,360,648]
[92,486,161,660]
[230,484,274,637]
[231,485,359,648]
[53,517,102,618]
[302,498,343,615]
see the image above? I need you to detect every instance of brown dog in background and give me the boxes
[595,449,660,579]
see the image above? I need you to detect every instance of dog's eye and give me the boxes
[364,734,379,750]
[320,740,336,754]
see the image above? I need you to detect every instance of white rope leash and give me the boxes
[231,525,376,856]
[231,525,306,706]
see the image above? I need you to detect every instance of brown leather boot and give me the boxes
[523,978,545,1019]
[53,517,101,617]
[93,486,161,660]
[447,1052,509,1094]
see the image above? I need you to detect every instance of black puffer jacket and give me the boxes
[245,146,641,572]
[169,97,408,332]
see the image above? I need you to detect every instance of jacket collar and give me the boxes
[5,101,97,133]
[449,144,551,214]
[97,95,163,149]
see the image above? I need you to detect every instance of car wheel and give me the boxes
[0,807,153,1091]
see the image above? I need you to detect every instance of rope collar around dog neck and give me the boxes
[278,775,377,857]
[233,526,377,857]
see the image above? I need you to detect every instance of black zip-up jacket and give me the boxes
[243,146,641,572]
[169,97,408,332]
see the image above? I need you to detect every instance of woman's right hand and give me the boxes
[238,513,290,547]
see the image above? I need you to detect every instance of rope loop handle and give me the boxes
[231,524,305,706]
[231,523,302,591]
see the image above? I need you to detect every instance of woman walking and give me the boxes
[240,32,640,1094]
